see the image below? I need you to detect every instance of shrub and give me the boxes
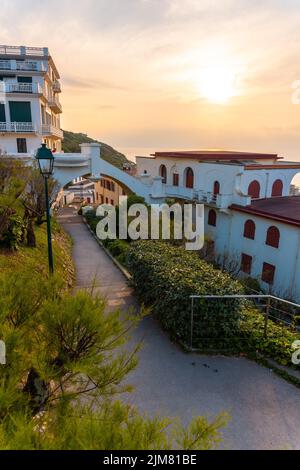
[127,240,243,349]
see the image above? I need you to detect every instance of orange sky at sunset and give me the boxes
[2,0,300,161]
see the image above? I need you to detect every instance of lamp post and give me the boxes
[35,143,55,274]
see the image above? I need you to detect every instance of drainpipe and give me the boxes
[265,172,270,198]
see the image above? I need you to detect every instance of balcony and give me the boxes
[0,122,36,133]
[0,45,49,57]
[41,124,63,139]
[53,80,61,93]
[4,82,43,94]
[0,59,45,72]
[0,60,11,70]
[48,96,62,113]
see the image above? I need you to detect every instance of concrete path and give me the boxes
[59,207,300,450]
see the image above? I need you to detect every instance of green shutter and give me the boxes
[9,101,32,122]
[0,104,5,122]
[17,76,32,83]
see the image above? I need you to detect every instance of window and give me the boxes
[266,226,280,248]
[17,138,27,153]
[185,167,194,188]
[111,199,114,206]
[17,76,32,83]
[159,164,167,184]
[111,182,115,192]
[100,195,104,204]
[271,179,283,197]
[105,197,109,204]
[262,262,276,284]
[248,180,261,199]
[9,101,32,122]
[208,209,217,226]
[243,219,256,240]
[213,181,220,195]
[173,173,179,186]
[0,103,5,122]
[241,253,252,274]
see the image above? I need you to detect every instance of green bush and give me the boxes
[0,214,24,251]
[127,240,243,349]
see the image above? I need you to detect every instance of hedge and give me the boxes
[127,240,244,349]
[127,241,300,370]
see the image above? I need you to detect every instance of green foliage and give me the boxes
[0,260,227,450]
[240,307,300,366]
[0,213,24,250]
[127,240,243,349]
[62,130,130,169]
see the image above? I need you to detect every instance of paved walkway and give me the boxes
[59,207,300,450]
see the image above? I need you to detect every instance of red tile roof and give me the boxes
[230,196,300,227]
[151,150,279,161]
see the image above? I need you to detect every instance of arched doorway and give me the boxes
[159,164,167,184]
[271,179,283,197]
[248,180,261,199]
[185,167,194,189]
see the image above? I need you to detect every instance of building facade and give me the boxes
[0,45,63,157]
[135,150,300,301]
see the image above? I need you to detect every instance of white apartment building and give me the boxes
[134,150,300,301]
[0,44,63,156]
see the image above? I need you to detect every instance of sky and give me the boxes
[2,0,300,160]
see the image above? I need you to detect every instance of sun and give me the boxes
[197,64,237,104]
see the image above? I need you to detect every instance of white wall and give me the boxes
[204,206,300,301]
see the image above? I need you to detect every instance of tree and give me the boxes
[0,268,228,449]
[0,158,26,250]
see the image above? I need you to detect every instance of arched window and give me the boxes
[248,180,261,199]
[213,181,220,195]
[185,167,194,188]
[208,209,217,227]
[266,226,280,248]
[159,164,167,184]
[271,179,283,197]
[243,219,256,240]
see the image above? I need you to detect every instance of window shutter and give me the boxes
[9,101,32,122]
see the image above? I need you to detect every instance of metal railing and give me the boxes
[4,83,42,94]
[0,45,48,56]
[0,122,36,133]
[188,294,300,351]
[41,124,63,138]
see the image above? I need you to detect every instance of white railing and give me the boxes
[53,80,61,93]
[41,124,63,138]
[0,122,36,133]
[48,97,62,112]
[0,60,11,70]
[0,59,45,72]
[5,83,42,94]
[0,45,48,57]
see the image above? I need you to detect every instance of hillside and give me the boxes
[62,130,130,169]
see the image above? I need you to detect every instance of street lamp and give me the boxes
[36,143,54,274]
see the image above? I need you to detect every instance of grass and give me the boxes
[0,219,74,288]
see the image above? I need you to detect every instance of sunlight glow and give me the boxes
[197,64,238,104]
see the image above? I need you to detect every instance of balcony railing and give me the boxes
[0,122,36,133]
[53,80,61,93]
[0,45,49,57]
[41,124,63,139]
[0,60,11,70]
[5,82,42,94]
[0,59,46,72]
[48,96,62,113]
